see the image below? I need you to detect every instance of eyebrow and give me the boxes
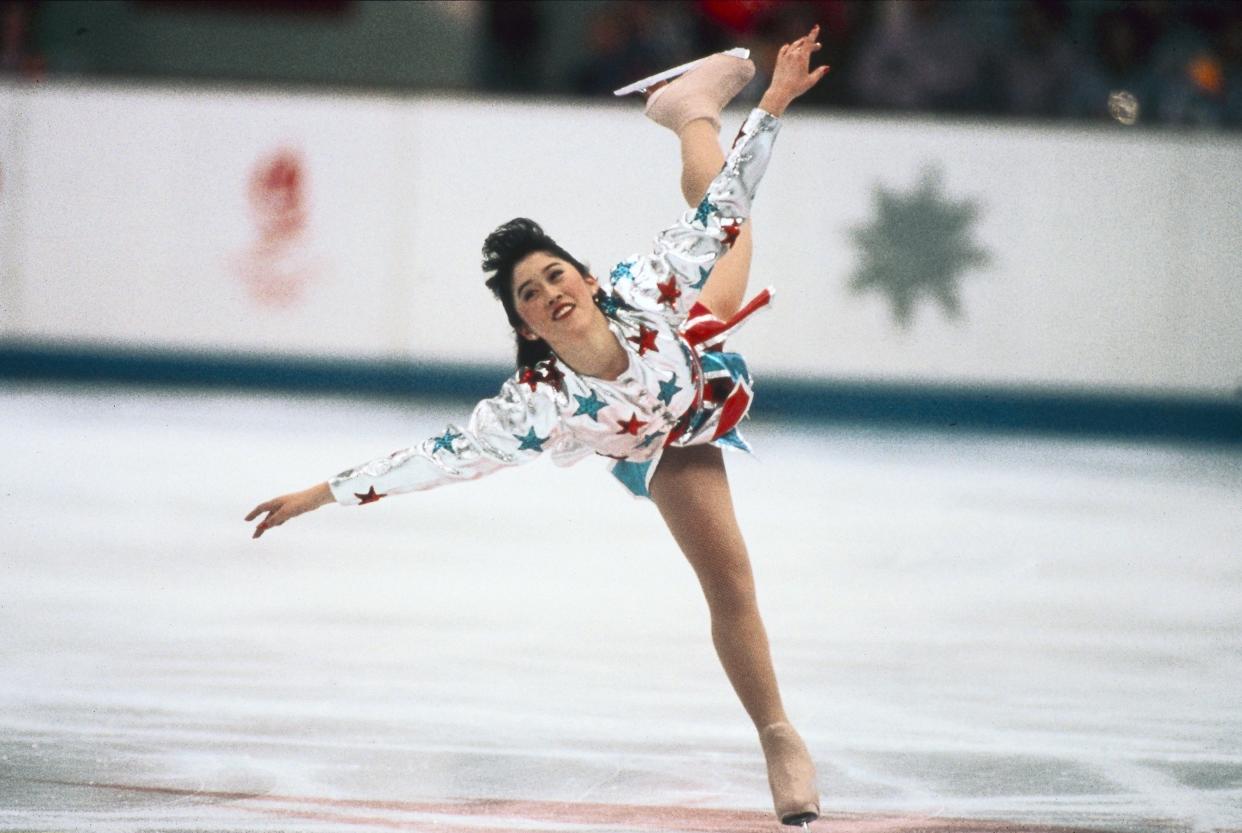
[516,261,563,297]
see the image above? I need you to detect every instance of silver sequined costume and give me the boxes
[330,108,781,503]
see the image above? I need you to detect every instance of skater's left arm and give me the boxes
[613,26,828,319]
[608,108,779,318]
[757,24,831,118]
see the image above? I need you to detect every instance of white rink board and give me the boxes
[0,85,22,336]
[13,83,406,358]
[2,81,1241,393]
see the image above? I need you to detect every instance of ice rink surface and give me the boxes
[1,385,1240,833]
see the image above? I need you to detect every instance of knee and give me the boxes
[700,562,758,617]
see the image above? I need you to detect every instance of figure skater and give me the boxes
[246,27,830,827]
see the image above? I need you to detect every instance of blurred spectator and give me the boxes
[1065,7,1161,122]
[1156,5,1242,128]
[482,0,543,92]
[14,0,1242,132]
[725,0,859,108]
[848,0,987,115]
[1,0,39,76]
[697,0,776,38]
[1221,10,1242,127]
[571,2,694,96]
[992,1,1078,118]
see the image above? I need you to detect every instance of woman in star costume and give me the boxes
[247,27,829,828]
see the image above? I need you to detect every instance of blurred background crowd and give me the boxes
[4,0,1242,130]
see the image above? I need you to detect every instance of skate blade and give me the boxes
[613,48,750,96]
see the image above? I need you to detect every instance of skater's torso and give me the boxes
[328,108,780,504]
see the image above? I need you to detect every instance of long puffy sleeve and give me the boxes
[608,107,781,320]
[328,373,578,505]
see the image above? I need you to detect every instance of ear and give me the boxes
[584,273,599,290]
[518,324,541,341]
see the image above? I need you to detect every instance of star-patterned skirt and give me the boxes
[610,288,773,498]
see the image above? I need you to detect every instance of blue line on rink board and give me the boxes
[2,340,1240,444]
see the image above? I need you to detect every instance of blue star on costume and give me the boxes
[432,428,461,454]
[513,427,547,452]
[657,376,681,406]
[573,389,607,421]
[692,266,712,290]
[609,260,634,283]
[693,197,717,226]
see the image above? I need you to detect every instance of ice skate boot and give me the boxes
[759,722,820,827]
[615,49,755,134]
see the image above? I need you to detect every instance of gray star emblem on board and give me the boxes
[849,167,991,327]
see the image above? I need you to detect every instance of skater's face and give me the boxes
[512,250,603,345]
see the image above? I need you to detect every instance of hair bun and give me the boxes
[482,218,546,274]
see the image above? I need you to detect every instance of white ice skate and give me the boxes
[612,47,751,97]
[616,49,755,134]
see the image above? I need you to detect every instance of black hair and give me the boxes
[482,218,591,370]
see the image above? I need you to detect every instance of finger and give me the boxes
[253,508,284,537]
[244,502,272,521]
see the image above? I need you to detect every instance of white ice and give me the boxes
[1,385,1239,832]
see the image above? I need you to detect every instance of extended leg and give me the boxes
[649,443,787,730]
[650,445,820,825]
[676,120,754,320]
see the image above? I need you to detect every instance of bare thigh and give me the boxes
[648,445,755,606]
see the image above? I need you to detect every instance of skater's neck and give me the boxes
[552,318,630,380]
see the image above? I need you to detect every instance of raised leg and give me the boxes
[675,119,754,320]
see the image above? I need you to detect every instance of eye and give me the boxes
[549,270,563,283]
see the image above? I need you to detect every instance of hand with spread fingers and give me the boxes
[245,482,334,539]
[759,25,831,118]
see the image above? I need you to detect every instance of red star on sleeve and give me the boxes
[521,361,565,392]
[616,413,649,435]
[355,486,385,505]
[540,360,565,391]
[656,276,682,307]
[721,220,742,248]
[628,325,659,355]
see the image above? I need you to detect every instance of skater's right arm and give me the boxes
[245,370,578,538]
[324,372,571,506]
[246,482,334,539]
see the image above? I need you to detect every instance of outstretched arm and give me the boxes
[245,371,577,539]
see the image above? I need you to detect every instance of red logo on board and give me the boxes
[234,147,318,307]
